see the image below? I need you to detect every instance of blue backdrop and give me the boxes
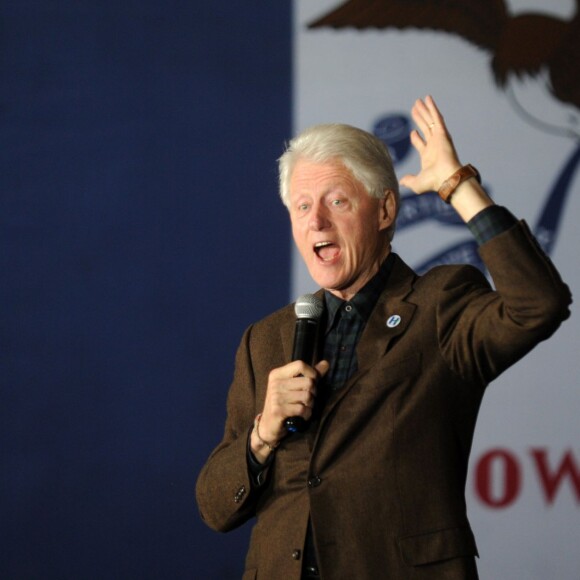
[1,2,291,578]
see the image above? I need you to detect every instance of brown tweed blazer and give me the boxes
[196,221,571,580]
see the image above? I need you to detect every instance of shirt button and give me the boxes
[308,475,322,488]
[345,304,353,312]
[292,549,301,560]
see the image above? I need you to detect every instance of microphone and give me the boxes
[284,294,324,434]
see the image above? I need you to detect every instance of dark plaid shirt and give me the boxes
[468,204,517,245]
[321,253,395,391]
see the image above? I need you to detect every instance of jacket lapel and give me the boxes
[356,255,417,374]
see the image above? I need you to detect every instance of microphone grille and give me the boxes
[294,294,324,320]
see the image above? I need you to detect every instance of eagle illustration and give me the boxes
[309,0,580,111]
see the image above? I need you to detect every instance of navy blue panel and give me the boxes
[0,2,291,578]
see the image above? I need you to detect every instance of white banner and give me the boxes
[293,1,580,577]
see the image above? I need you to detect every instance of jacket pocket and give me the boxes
[398,526,479,566]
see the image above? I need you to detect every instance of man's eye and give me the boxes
[331,199,344,206]
[298,203,309,211]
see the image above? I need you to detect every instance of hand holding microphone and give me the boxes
[254,295,327,453]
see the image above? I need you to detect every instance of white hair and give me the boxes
[278,123,399,240]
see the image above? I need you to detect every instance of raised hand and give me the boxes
[398,95,463,194]
[399,95,493,221]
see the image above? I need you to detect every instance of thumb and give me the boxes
[399,174,416,191]
[315,359,330,378]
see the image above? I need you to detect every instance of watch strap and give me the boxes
[438,164,480,204]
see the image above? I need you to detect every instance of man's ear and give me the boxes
[378,189,396,231]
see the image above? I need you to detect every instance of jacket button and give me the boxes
[308,475,322,488]
[292,549,301,560]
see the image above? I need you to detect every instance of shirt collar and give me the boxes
[324,252,395,329]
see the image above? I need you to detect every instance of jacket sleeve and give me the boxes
[196,324,265,532]
[437,220,572,385]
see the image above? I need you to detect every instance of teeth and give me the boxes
[314,242,332,248]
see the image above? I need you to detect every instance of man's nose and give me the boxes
[309,204,331,231]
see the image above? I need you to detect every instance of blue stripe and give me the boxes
[0,3,292,577]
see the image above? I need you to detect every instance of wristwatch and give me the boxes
[438,164,480,204]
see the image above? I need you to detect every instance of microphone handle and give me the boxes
[284,415,307,433]
[285,318,318,433]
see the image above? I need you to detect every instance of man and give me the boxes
[196,96,571,579]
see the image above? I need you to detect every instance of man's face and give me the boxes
[289,158,395,301]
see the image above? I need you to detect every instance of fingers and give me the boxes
[284,359,320,379]
[398,173,415,192]
[425,95,445,127]
[409,128,426,151]
[315,359,330,378]
[284,375,318,407]
[398,130,426,193]
[411,95,446,139]
[260,360,328,439]
[411,99,432,138]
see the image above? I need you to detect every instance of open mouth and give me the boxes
[314,241,340,262]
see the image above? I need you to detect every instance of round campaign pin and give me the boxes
[386,315,401,328]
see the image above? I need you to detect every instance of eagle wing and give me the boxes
[308,0,509,52]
